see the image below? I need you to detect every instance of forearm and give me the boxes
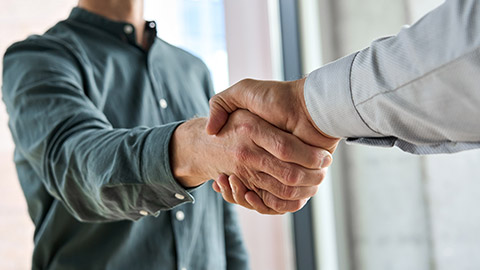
[305,0,480,154]
[24,120,190,222]
[170,117,213,188]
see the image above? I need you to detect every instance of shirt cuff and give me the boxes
[304,52,380,138]
[141,121,195,212]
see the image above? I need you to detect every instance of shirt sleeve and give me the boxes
[223,202,250,270]
[304,0,480,154]
[2,37,194,222]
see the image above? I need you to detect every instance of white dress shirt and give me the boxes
[305,0,480,154]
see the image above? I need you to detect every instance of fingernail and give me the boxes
[321,154,332,168]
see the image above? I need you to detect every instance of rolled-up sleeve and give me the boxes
[304,0,480,154]
[2,37,193,222]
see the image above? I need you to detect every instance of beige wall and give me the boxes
[0,2,78,269]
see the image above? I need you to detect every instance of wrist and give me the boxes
[298,77,340,140]
[170,118,211,188]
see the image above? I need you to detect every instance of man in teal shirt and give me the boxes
[2,0,330,269]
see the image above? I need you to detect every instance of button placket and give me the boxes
[146,54,169,122]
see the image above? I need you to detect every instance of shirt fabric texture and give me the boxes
[305,0,480,155]
[2,8,249,270]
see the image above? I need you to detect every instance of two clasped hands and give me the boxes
[172,77,339,215]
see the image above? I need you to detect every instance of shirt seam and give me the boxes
[356,46,480,107]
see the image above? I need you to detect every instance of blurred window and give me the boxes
[144,0,229,92]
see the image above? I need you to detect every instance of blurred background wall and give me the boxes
[309,1,480,270]
[1,1,480,270]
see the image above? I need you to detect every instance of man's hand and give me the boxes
[205,78,340,213]
[206,78,340,153]
[171,110,331,213]
[211,173,327,215]
[212,174,294,215]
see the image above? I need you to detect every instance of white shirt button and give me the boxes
[175,193,185,200]
[176,211,185,221]
[139,210,148,216]
[123,25,133,34]
[159,98,168,109]
[149,22,156,28]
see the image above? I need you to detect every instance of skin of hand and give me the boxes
[206,78,340,152]
[206,78,340,213]
[171,110,332,213]
[211,174,322,215]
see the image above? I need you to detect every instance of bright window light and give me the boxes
[144,0,229,93]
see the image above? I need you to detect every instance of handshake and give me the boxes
[171,78,340,215]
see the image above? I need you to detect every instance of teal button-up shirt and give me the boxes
[2,8,248,270]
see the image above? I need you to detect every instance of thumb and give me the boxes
[206,95,232,135]
[206,87,242,135]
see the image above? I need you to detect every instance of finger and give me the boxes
[212,181,221,193]
[251,118,333,169]
[216,174,236,204]
[254,189,309,213]
[253,172,319,200]
[244,191,283,215]
[206,83,244,135]
[228,175,254,210]
[206,96,232,135]
[253,149,328,187]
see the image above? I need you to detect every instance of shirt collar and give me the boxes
[68,7,157,48]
